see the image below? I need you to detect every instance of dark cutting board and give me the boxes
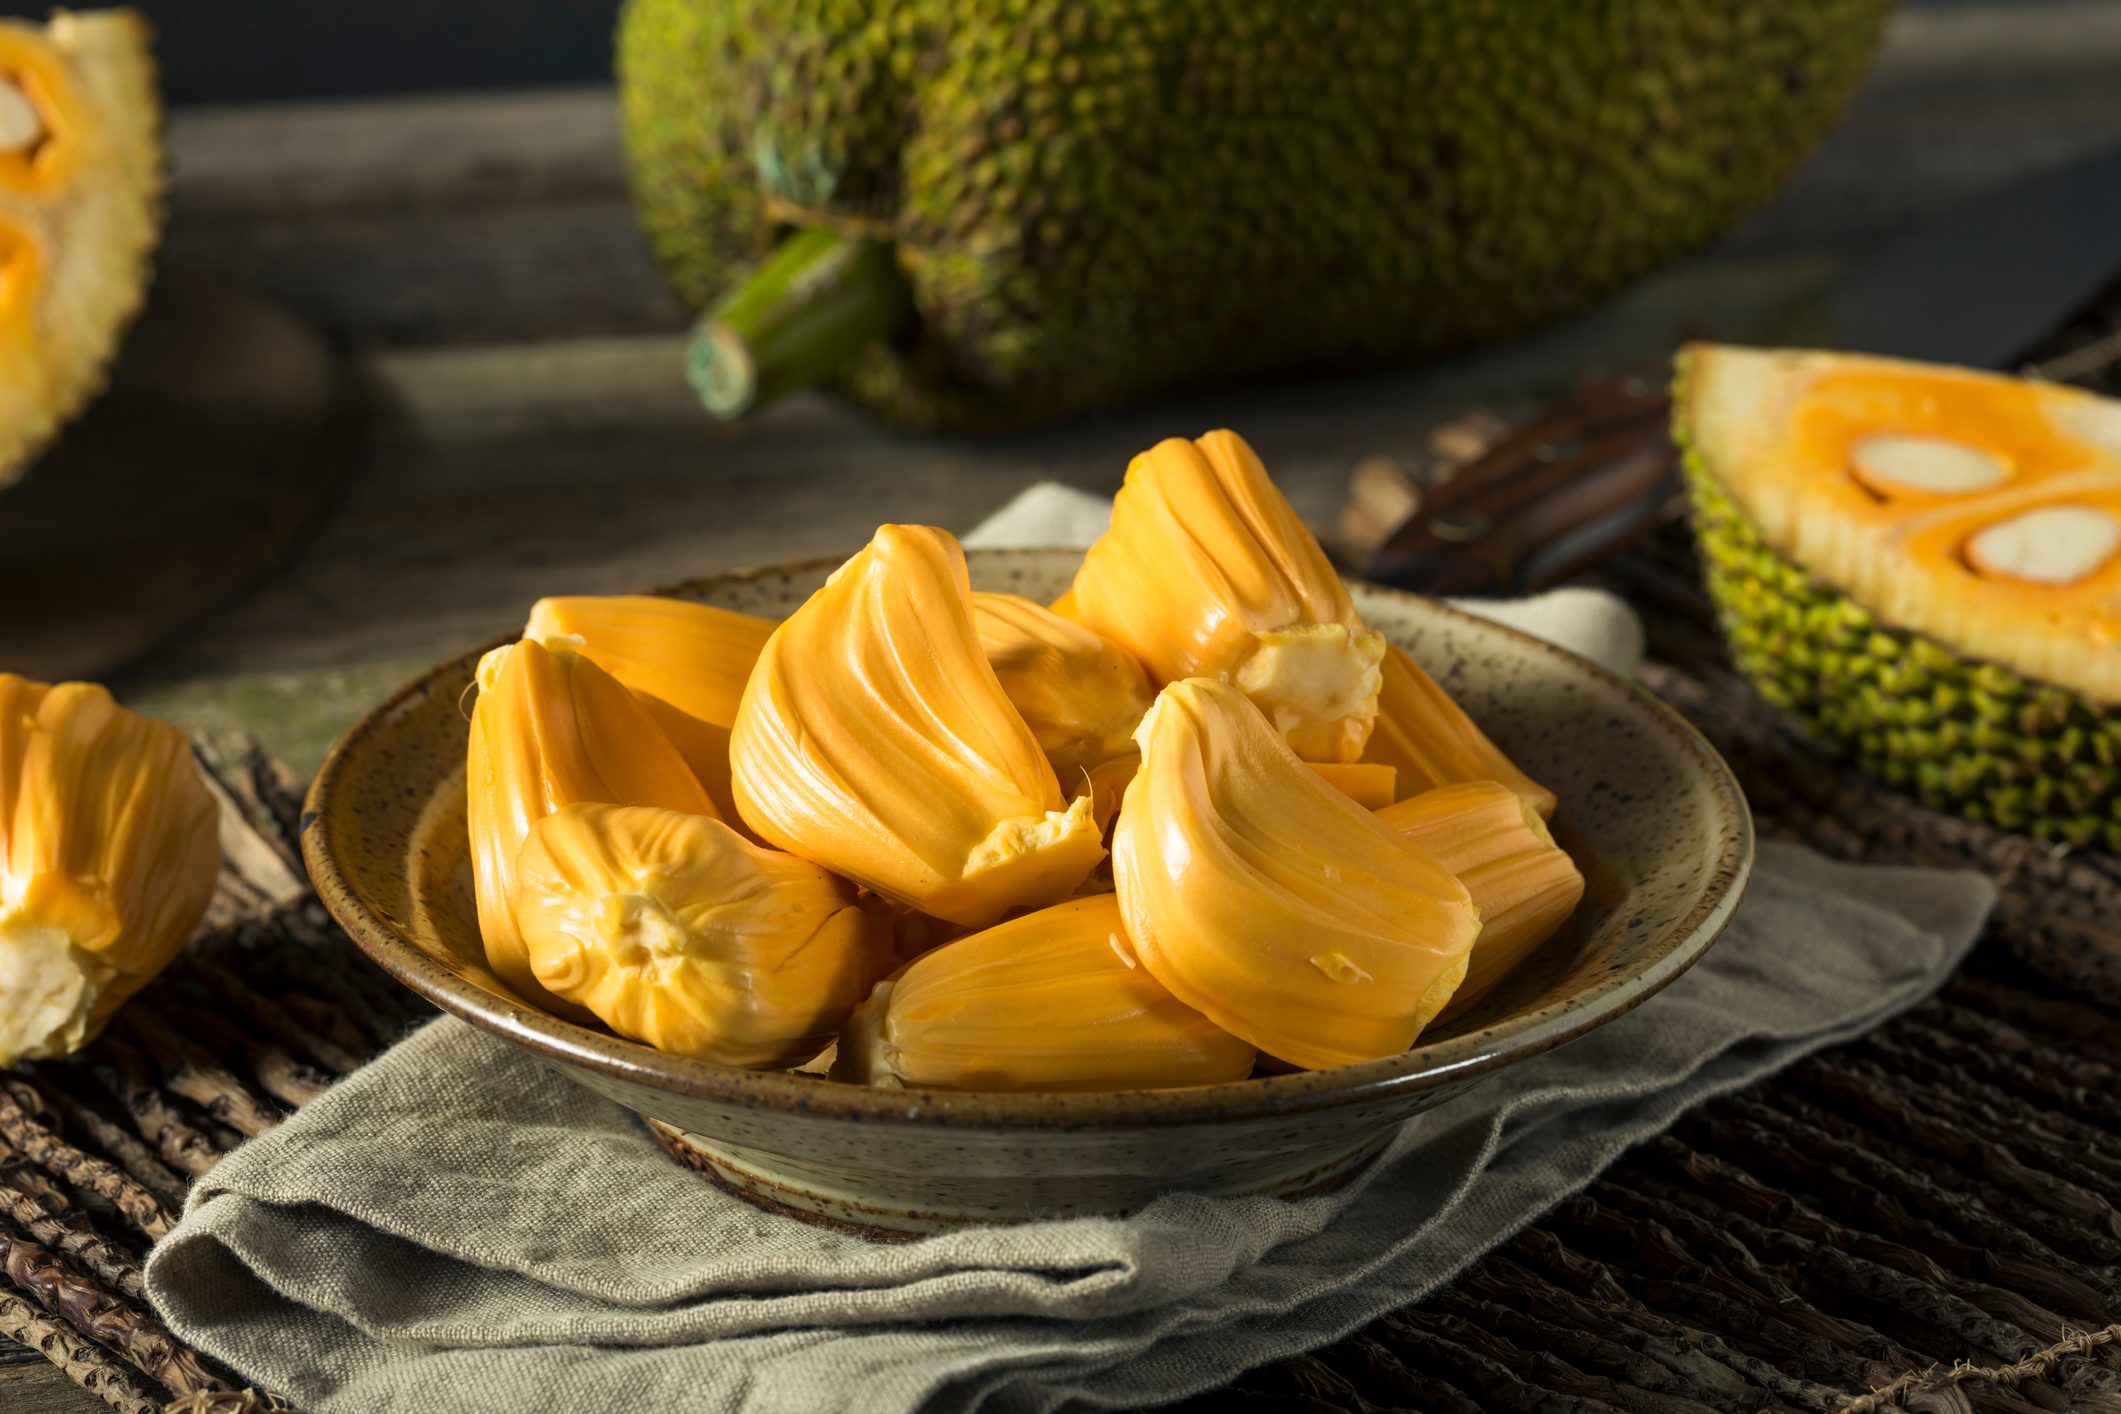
[0,269,355,682]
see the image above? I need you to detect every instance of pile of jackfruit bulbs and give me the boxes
[468,431,1584,1091]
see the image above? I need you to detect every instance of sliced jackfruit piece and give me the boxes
[1377,782,1583,1018]
[1680,344,2121,847]
[833,894,1255,1092]
[513,802,890,1068]
[465,636,718,1013]
[0,673,216,1062]
[729,524,1103,928]
[0,9,160,487]
[1067,430,1386,763]
[1681,344,2121,704]
[1112,677,1480,1070]
[522,594,775,822]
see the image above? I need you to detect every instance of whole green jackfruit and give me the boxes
[619,0,1894,434]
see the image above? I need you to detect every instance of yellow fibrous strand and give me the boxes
[513,803,890,1068]
[0,674,217,1063]
[1361,644,1557,816]
[729,524,1103,928]
[1067,430,1386,763]
[465,636,717,1013]
[522,594,775,821]
[971,590,1152,784]
[833,894,1255,1092]
[1112,677,1480,1070]
[0,11,162,487]
[1377,782,1584,1018]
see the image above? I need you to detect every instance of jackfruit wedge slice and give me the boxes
[1067,430,1386,763]
[729,524,1104,928]
[1113,677,1480,1070]
[0,10,160,488]
[1680,344,2121,705]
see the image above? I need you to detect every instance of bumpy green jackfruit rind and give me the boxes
[1676,365,2121,853]
[619,0,1896,434]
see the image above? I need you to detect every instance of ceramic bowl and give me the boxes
[302,549,1752,1234]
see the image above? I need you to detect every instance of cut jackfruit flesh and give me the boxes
[522,594,775,822]
[1680,344,2121,705]
[0,10,160,488]
[1068,430,1386,763]
[0,673,217,1063]
[1378,782,1583,1019]
[1112,677,1479,1071]
[833,894,1255,1092]
[729,524,1104,928]
[513,802,890,1068]
[465,636,718,1013]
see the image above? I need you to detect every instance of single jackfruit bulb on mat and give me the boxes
[1378,782,1584,1018]
[833,894,1255,1092]
[972,590,1151,785]
[0,9,160,488]
[1069,430,1386,763]
[0,674,215,1062]
[522,594,775,821]
[1361,643,1556,816]
[1112,677,1480,1070]
[513,802,890,1068]
[1677,343,2121,847]
[466,636,718,1013]
[730,524,1103,927]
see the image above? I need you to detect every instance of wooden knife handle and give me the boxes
[1365,369,1679,597]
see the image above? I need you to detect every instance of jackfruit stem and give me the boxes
[687,228,914,418]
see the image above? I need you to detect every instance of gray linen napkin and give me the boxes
[146,487,1999,1414]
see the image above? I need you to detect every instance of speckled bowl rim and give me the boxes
[302,550,1754,1131]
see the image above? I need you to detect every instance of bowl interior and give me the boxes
[304,549,1751,1121]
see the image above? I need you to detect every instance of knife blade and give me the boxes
[1367,144,2121,597]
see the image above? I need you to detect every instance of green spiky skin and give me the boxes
[1678,421,2121,853]
[617,0,1896,434]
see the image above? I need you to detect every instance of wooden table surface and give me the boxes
[8,1,2121,1408]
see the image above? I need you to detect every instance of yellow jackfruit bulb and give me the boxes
[1,10,162,488]
[513,803,891,1068]
[1362,643,1557,817]
[0,674,216,1062]
[1068,430,1386,763]
[1379,782,1584,1019]
[832,894,1255,1092]
[522,594,775,821]
[465,636,717,1012]
[1113,678,1480,1071]
[972,591,1153,784]
[729,524,1104,928]
[1307,761,1397,811]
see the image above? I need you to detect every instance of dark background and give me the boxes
[0,0,621,103]
[2,0,1989,106]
